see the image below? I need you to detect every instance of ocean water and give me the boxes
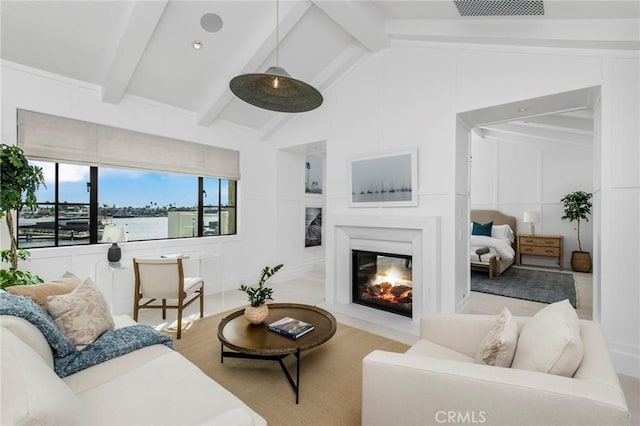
[19,215,218,248]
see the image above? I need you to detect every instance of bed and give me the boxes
[470,210,518,279]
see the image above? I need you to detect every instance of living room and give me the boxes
[1,1,639,425]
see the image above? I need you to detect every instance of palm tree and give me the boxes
[305,161,311,191]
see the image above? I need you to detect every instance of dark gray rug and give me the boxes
[471,267,577,307]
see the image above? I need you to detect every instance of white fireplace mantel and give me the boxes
[323,214,441,335]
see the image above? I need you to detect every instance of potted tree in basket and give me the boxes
[0,144,46,289]
[561,190,593,273]
[239,264,283,324]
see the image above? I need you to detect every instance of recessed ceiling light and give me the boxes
[193,41,203,50]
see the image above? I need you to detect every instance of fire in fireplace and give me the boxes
[352,250,412,317]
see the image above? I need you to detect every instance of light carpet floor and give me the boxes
[171,310,409,426]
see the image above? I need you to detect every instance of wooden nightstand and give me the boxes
[518,234,564,270]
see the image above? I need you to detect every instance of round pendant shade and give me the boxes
[229,66,323,113]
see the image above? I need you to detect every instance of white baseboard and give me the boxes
[611,349,640,379]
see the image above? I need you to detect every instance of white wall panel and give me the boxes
[497,142,540,203]
[456,48,602,113]
[611,58,640,188]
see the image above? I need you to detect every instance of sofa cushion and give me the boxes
[406,339,474,363]
[511,299,583,377]
[474,307,518,367]
[0,315,54,368]
[7,271,81,307]
[69,349,266,425]
[0,327,87,425]
[46,278,114,349]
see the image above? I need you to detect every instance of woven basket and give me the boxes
[571,251,592,273]
[244,305,269,324]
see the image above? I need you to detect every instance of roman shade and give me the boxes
[17,110,240,180]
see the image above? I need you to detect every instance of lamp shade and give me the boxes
[523,212,540,223]
[229,66,323,113]
[101,225,127,243]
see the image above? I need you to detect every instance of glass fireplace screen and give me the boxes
[352,249,412,317]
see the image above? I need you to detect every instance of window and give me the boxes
[18,161,237,248]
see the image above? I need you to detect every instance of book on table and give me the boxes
[268,317,315,339]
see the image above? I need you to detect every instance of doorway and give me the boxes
[455,86,600,319]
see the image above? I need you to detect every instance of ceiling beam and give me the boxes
[311,0,390,52]
[517,114,593,134]
[387,18,640,50]
[481,123,593,146]
[197,2,312,127]
[101,1,168,104]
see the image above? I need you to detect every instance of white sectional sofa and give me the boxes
[1,314,266,426]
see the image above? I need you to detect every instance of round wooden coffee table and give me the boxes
[218,303,337,404]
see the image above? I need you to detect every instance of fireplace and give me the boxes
[352,249,413,317]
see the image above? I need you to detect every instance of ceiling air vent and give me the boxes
[454,1,544,16]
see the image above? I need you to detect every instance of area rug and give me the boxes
[171,311,409,426]
[471,267,577,307]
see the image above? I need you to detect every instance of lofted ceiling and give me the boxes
[1,1,638,140]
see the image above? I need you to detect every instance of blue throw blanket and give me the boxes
[0,292,173,377]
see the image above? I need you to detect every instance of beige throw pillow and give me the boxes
[46,278,114,350]
[7,271,81,307]
[474,307,519,367]
[511,299,583,377]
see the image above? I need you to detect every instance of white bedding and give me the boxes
[470,235,515,261]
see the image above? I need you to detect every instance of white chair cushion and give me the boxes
[185,277,204,293]
[511,299,583,377]
[474,307,519,367]
[1,327,88,425]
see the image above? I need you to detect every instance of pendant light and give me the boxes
[229,0,323,113]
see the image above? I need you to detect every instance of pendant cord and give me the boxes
[276,0,279,67]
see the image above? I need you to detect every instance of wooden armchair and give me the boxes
[132,258,204,339]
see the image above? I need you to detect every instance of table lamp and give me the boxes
[523,212,540,235]
[102,225,127,264]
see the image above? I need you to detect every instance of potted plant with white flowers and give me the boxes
[239,264,283,324]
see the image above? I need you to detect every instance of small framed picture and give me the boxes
[305,207,322,247]
[305,155,323,195]
[349,148,418,207]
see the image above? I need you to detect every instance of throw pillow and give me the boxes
[511,299,583,377]
[7,271,81,307]
[472,221,493,237]
[46,278,114,350]
[474,307,519,367]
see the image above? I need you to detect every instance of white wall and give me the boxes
[0,60,283,300]
[470,134,594,268]
[273,42,639,377]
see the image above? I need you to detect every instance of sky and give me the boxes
[350,153,413,193]
[32,161,229,208]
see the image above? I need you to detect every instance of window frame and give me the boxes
[18,161,237,248]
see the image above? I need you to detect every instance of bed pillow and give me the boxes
[472,221,493,237]
[491,224,514,243]
[511,299,583,377]
[474,307,519,367]
[7,271,82,308]
[45,278,114,350]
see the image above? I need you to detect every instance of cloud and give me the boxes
[32,161,89,183]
